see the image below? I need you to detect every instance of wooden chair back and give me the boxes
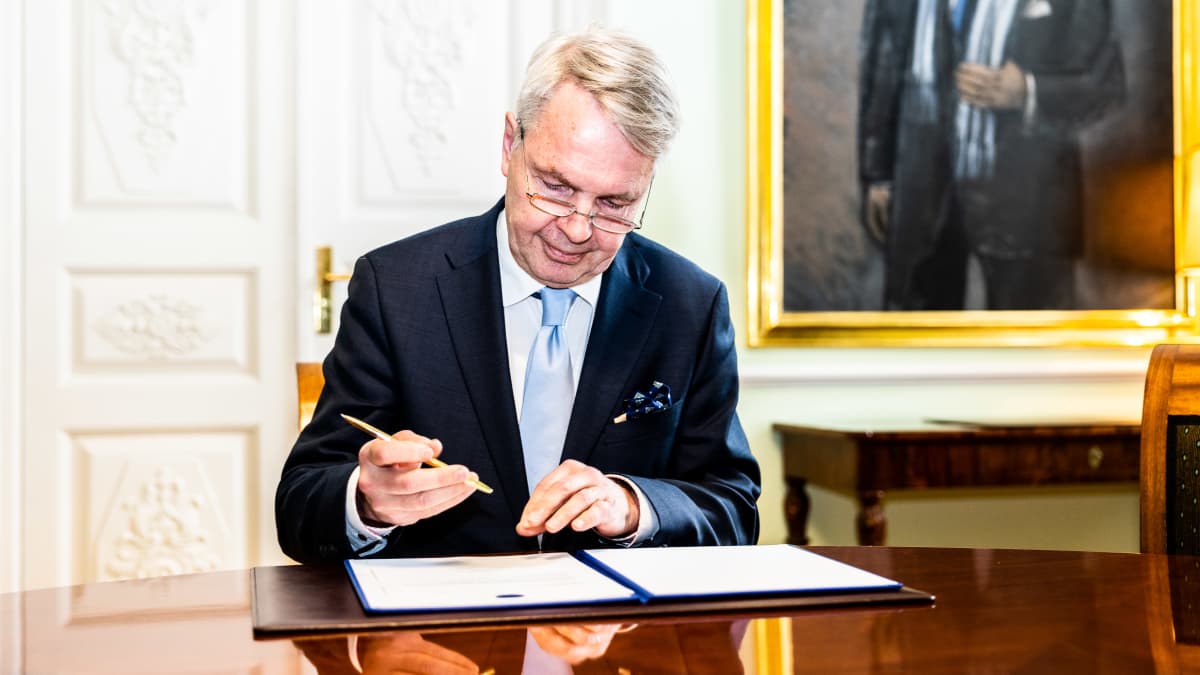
[296,362,325,431]
[1141,344,1200,553]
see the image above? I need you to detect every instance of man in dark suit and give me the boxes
[275,28,760,563]
[859,0,1124,310]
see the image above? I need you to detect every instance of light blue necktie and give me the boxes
[520,287,577,494]
[951,0,969,33]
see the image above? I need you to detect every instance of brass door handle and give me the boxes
[315,245,352,334]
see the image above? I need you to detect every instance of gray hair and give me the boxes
[515,27,680,160]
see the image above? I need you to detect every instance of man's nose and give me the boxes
[557,207,595,243]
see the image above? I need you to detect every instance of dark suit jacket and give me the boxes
[276,199,760,563]
[858,0,1124,305]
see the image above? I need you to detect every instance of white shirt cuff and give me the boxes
[345,465,396,556]
[346,635,364,673]
[604,474,659,546]
[1023,72,1038,129]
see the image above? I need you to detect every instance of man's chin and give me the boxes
[531,261,590,288]
[535,273,583,289]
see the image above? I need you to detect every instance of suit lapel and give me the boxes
[561,239,661,467]
[435,206,528,524]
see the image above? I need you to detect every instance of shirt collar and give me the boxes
[496,209,603,308]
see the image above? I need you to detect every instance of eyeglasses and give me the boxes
[520,129,652,235]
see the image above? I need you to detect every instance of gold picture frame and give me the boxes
[747,0,1200,347]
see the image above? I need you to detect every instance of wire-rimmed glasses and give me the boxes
[521,144,652,235]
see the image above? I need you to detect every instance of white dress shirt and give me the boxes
[344,210,657,555]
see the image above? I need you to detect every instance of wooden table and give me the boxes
[3,547,1200,673]
[775,419,1141,545]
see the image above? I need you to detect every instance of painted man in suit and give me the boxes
[859,0,1124,310]
[275,28,760,563]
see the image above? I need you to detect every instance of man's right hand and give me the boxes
[356,430,479,527]
[864,183,892,244]
[359,632,480,674]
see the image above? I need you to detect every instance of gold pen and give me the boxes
[340,413,494,495]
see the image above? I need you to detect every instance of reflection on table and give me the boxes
[9,546,1200,673]
[294,621,748,674]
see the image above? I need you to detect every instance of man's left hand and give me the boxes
[955,60,1026,110]
[529,624,626,665]
[517,460,639,539]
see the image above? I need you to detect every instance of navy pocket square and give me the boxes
[613,381,672,424]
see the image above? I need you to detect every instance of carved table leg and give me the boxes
[784,477,811,545]
[856,490,887,546]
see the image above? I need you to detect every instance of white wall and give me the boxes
[0,0,23,653]
[609,0,1147,552]
[0,0,23,595]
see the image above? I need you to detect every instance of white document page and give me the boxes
[581,545,901,599]
[346,553,638,612]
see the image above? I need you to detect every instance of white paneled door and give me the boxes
[13,0,616,598]
[295,1,609,359]
[21,0,294,590]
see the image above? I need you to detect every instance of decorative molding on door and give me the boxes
[71,429,252,584]
[93,296,214,359]
[69,269,254,373]
[100,1,208,170]
[364,2,477,181]
[81,0,251,210]
[352,0,509,208]
[100,466,222,581]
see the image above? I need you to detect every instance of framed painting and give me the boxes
[747,0,1200,346]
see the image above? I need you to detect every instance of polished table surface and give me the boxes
[4,546,1200,673]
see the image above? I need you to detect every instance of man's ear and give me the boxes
[501,112,519,178]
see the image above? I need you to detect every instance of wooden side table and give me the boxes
[775,419,1141,545]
